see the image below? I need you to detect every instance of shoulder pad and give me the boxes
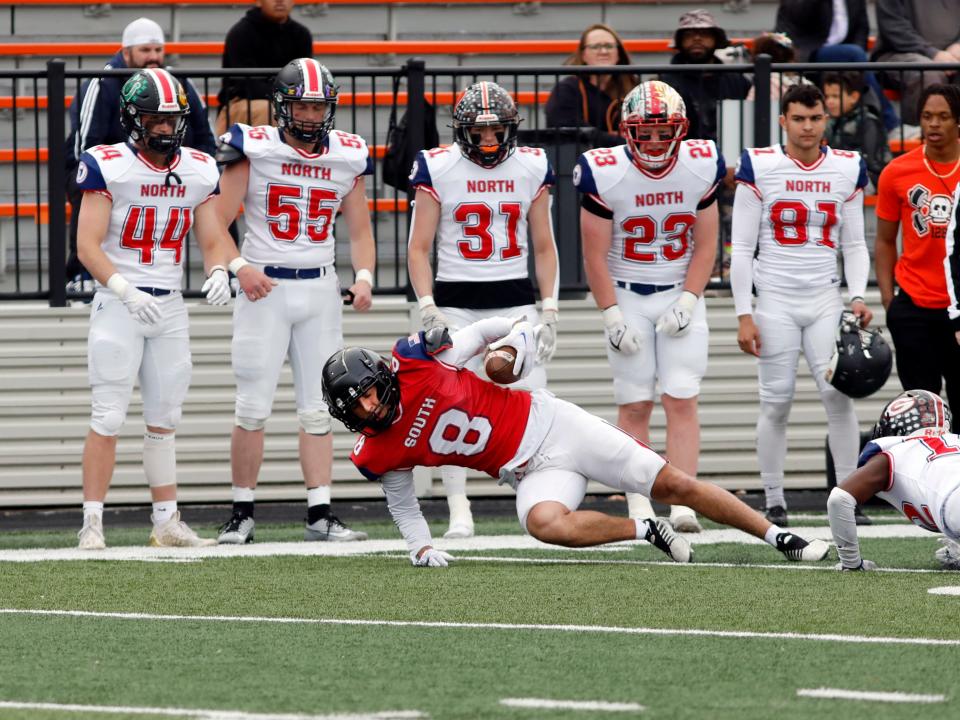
[215,141,245,166]
[423,327,453,355]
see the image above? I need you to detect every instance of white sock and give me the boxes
[634,517,651,540]
[441,466,468,496]
[447,493,472,521]
[82,501,103,522]
[143,431,176,488]
[764,525,785,547]
[232,486,255,503]
[627,493,655,520]
[307,485,331,508]
[152,500,177,526]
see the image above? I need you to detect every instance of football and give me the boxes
[484,345,521,385]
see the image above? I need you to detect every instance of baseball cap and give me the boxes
[671,9,729,49]
[122,18,165,48]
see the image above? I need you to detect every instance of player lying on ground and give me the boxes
[828,389,960,570]
[321,318,831,566]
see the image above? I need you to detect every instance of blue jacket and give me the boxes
[65,51,217,171]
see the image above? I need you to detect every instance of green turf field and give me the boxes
[1,514,958,720]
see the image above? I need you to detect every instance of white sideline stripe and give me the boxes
[796,688,947,704]
[928,586,960,595]
[0,524,931,564]
[0,701,425,719]
[2,608,959,647]
[500,698,644,712]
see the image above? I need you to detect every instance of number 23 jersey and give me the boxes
[77,142,220,290]
[573,141,725,285]
[221,124,373,268]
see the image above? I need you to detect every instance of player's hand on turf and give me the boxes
[420,302,449,332]
[834,559,877,571]
[536,308,558,364]
[490,319,536,379]
[602,305,642,355]
[655,290,698,337]
[237,265,275,302]
[737,315,762,357]
[411,547,455,567]
[349,280,373,312]
[850,299,873,328]
[201,266,231,306]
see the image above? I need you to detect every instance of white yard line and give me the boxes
[796,688,947,704]
[2,608,958,647]
[928,586,960,595]
[500,698,644,712]
[0,701,425,720]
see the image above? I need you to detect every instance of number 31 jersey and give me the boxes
[77,142,220,290]
[573,141,725,285]
[409,146,555,282]
[221,124,373,268]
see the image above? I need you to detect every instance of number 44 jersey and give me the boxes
[573,140,725,286]
[77,142,220,290]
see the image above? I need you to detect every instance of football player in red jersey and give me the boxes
[322,319,831,567]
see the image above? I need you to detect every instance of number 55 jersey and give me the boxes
[573,140,725,285]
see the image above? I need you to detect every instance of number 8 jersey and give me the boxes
[221,124,373,268]
[573,141,725,285]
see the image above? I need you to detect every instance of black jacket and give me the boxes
[545,75,625,147]
[660,55,751,142]
[775,0,869,61]
[218,8,314,105]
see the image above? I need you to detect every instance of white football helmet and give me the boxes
[620,80,689,171]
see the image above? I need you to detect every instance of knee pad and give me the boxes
[235,415,267,431]
[758,400,791,427]
[298,408,331,435]
[90,404,126,436]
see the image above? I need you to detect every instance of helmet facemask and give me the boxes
[276,99,337,145]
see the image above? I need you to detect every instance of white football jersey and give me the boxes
[862,434,960,538]
[573,140,725,285]
[221,124,373,268]
[734,145,868,293]
[409,145,554,282]
[77,143,220,290]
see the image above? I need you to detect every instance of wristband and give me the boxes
[106,273,129,296]
[542,296,559,313]
[228,257,250,274]
[849,296,864,304]
[355,268,374,287]
[418,294,436,310]
[207,265,226,277]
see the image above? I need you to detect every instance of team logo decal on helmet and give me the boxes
[273,58,339,145]
[872,389,953,439]
[120,68,190,157]
[620,80,689,172]
[452,81,521,168]
[322,347,401,436]
[825,311,893,399]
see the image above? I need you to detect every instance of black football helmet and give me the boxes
[825,311,893,398]
[872,389,953,439]
[119,68,190,155]
[322,347,400,436]
[452,81,521,167]
[273,58,338,144]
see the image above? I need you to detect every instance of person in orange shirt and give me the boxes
[875,84,960,430]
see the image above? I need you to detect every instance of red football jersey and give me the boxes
[351,332,532,480]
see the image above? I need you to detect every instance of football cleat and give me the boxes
[643,518,692,563]
[304,515,368,542]
[77,515,106,550]
[217,512,255,545]
[148,512,217,548]
[935,538,960,570]
[776,532,830,562]
[669,507,702,533]
[764,505,789,527]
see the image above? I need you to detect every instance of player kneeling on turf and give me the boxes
[321,318,831,566]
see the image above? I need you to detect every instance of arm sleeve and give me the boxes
[434,316,516,368]
[380,470,434,556]
[840,191,869,301]
[945,183,960,325]
[827,487,864,569]
[730,184,762,316]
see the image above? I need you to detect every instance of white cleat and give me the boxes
[149,512,217,547]
[443,520,475,539]
[643,518,693,563]
[78,515,106,550]
[669,508,703,533]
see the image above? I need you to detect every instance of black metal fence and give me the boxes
[0,58,953,305]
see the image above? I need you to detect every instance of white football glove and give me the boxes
[419,301,449,332]
[655,290,699,337]
[834,559,878,571]
[935,537,960,570]
[602,305,642,355]
[489,319,536,379]
[107,273,161,325]
[536,308,558,364]
[411,548,456,567]
[201,266,231,306]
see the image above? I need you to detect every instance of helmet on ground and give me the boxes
[620,80,689,171]
[322,347,401,436]
[825,311,893,399]
[120,68,190,155]
[273,58,338,144]
[872,389,953,439]
[452,81,521,167]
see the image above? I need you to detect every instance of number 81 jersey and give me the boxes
[574,141,725,285]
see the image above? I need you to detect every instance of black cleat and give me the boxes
[217,512,255,544]
[764,505,789,527]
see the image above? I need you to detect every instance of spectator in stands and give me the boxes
[64,18,216,292]
[545,24,637,147]
[746,32,808,101]
[875,84,960,429]
[215,0,313,136]
[823,70,892,191]
[774,0,900,132]
[659,9,751,144]
[872,0,960,128]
